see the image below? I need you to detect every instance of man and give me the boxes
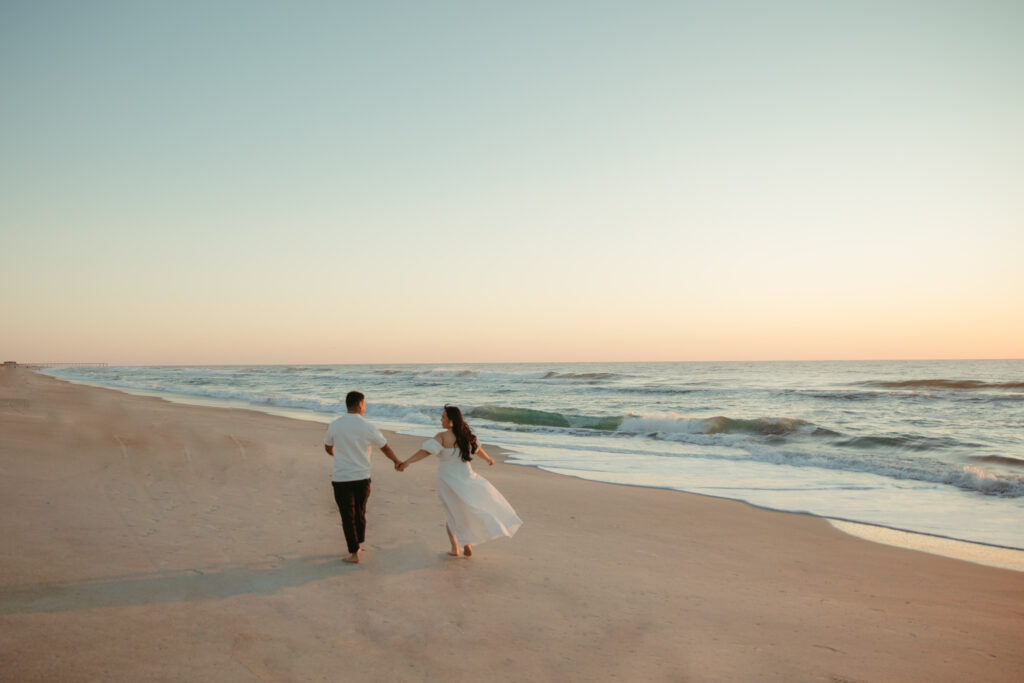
[324,390,401,563]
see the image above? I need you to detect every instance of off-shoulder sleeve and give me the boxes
[421,438,443,455]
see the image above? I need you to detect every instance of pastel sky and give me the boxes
[2,1,1021,364]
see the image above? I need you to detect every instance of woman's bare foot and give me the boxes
[445,524,462,557]
[463,544,473,557]
[343,551,360,564]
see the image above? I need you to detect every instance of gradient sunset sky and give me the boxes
[2,1,1021,364]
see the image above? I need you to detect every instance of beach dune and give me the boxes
[1,368,1021,681]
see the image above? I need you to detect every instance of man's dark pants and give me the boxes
[332,478,371,554]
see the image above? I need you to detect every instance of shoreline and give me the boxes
[527,466,1024,572]
[40,369,1024,572]
[4,367,1023,681]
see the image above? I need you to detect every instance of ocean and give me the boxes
[44,360,1024,554]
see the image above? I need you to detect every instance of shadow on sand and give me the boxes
[0,543,435,615]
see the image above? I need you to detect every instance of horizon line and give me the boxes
[20,357,1024,366]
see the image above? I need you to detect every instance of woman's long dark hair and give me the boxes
[444,405,478,462]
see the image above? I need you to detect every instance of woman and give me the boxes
[399,405,522,557]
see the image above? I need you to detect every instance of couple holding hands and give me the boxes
[324,391,523,564]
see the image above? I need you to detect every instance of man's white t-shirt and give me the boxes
[324,413,388,482]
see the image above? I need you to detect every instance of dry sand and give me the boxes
[1,368,1021,682]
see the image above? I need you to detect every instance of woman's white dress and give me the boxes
[421,438,523,546]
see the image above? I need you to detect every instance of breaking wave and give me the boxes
[857,379,1024,391]
[370,368,624,382]
[469,405,622,430]
[835,434,976,451]
[619,414,816,436]
[469,406,824,438]
[540,371,619,381]
[970,455,1024,469]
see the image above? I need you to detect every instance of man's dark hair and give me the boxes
[345,391,365,410]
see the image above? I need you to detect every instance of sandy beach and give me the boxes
[1,368,1021,682]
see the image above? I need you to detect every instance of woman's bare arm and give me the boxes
[476,445,495,466]
[399,449,432,471]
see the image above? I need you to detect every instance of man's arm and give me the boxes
[398,448,432,471]
[380,444,400,465]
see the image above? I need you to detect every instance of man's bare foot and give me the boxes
[447,550,460,557]
[343,552,360,564]
[463,544,473,557]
